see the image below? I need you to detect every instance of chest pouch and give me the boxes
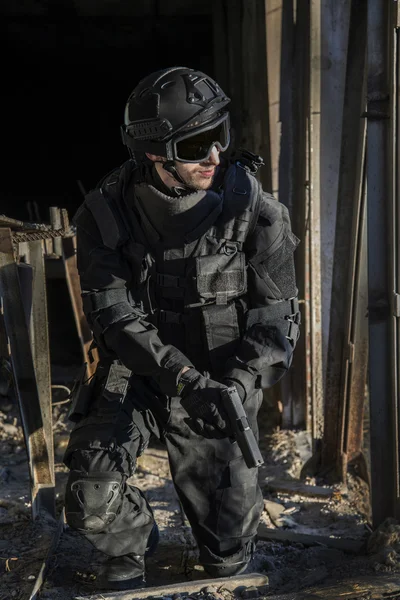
[195,245,246,306]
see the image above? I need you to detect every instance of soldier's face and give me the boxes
[174,146,221,190]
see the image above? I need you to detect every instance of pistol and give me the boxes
[220,386,264,469]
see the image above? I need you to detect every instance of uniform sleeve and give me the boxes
[75,204,193,396]
[223,192,301,391]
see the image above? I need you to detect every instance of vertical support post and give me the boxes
[344,184,369,474]
[290,0,311,431]
[62,236,98,377]
[265,0,283,198]
[322,0,368,481]
[0,229,55,519]
[367,0,395,526]
[390,0,400,519]
[49,206,63,256]
[27,240,55,498]
[309,0,324,444]
[279,0,301,428]
[279,0,295,215]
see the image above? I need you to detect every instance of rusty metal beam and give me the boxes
[322,0,368,481]
[20,240,56,503]
[366,0,397,526]
[0,228,55,518]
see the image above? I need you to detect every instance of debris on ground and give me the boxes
[0,395,399,599]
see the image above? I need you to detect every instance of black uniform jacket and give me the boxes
[74,161,300,398]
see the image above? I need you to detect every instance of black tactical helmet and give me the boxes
[121,67,231,163]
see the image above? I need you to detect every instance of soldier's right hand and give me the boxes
[177,369,231,438]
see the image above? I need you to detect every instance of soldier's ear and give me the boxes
[146,152,166,163]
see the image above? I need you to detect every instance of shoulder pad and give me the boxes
[83,189,129,250]
[72,202,101,240]
[79,162,135,250]
[258,192,289,226]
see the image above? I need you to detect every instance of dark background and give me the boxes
[3,1,214,222]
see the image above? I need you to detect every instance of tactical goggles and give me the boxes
[172,112,231,163]
[122,111,230,163]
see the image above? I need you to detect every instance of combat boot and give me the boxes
[199,540,255,578]
[95,522,159,590]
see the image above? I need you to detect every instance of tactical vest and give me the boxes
[82,152,265,374]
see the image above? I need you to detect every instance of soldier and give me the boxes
[64,67,300,591]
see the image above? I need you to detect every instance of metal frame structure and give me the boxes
[0,228,55,518]
[0,211,97,520]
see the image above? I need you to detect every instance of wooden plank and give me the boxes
[260,575,400,599]
[307,575,400,599]
[74,573,269,600]
[265,479,336,498]
[257,523,366,554]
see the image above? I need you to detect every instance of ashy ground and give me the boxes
[0,392,400,600]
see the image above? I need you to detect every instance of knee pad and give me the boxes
[65,470,123,534]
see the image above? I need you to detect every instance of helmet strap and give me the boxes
[162,160,195,191]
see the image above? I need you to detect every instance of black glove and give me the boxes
[178,368,231,438]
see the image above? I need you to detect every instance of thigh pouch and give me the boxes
[64,361,147,474]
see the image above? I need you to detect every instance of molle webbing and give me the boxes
[83,289,129,312]
[80,157,264,372]
[210,162,261,243]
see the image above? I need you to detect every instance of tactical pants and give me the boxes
[64,371,264,559]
